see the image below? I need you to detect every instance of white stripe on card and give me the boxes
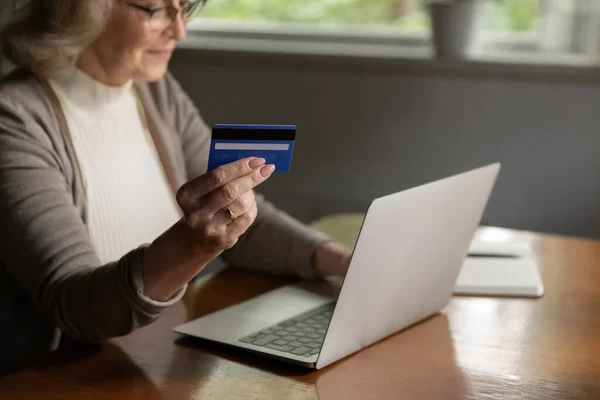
[215,143,290,151]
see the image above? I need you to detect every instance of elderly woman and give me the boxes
[0,0,350,369]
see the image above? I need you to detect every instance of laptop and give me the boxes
[174,163,500,369]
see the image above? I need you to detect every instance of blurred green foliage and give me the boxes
[200,0,539,32]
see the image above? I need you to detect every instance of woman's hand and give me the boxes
[142,157,274,301]
[176,157,273,255]
[314,241,352,278]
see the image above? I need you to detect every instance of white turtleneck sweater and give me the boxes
[49,67,182,273]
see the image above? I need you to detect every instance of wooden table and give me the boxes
[1,229,599,399]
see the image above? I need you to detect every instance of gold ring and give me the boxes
[225,208,237,221]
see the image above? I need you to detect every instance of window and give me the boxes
[191,0,600,61]
[199,0,429,31]
[483,0,600,57]
[487,0,539,32]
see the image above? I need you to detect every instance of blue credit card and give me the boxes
[207,124,296,173]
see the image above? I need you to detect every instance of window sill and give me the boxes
[179,21,600,82]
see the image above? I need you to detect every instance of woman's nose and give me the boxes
[169,12,187,41]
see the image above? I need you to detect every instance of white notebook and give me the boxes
[468,241,531,258]
[454,257,544,297]
[468,226,533,258]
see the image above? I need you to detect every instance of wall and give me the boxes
[169,49,600,239]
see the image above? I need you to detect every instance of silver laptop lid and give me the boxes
[316,163,500,369]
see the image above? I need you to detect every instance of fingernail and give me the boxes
[249,158,266,169]
[260,164,276,177]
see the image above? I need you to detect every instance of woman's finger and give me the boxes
[226,201,258,237]
[220,190,255,220]
[213,207,242,226]
[176,157,265,210]
[201,164,274,215]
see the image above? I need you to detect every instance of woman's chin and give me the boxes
[136,63,169,82]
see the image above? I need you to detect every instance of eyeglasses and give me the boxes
[125,0,207,30]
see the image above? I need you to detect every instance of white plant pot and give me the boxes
[539,0,575,52]
[429,0,482,59]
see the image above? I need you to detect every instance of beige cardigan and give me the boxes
[0,69,327,371]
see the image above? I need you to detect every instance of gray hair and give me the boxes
[0,0,113,78]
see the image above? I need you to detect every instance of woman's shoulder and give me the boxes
[0,69,62,152]
[0,68,56,127]
[0,68,48,106]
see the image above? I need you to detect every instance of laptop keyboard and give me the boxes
[239,303,335,358]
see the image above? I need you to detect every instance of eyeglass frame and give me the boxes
[124,0,207,27]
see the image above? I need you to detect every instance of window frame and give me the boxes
[186,0,600,64]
